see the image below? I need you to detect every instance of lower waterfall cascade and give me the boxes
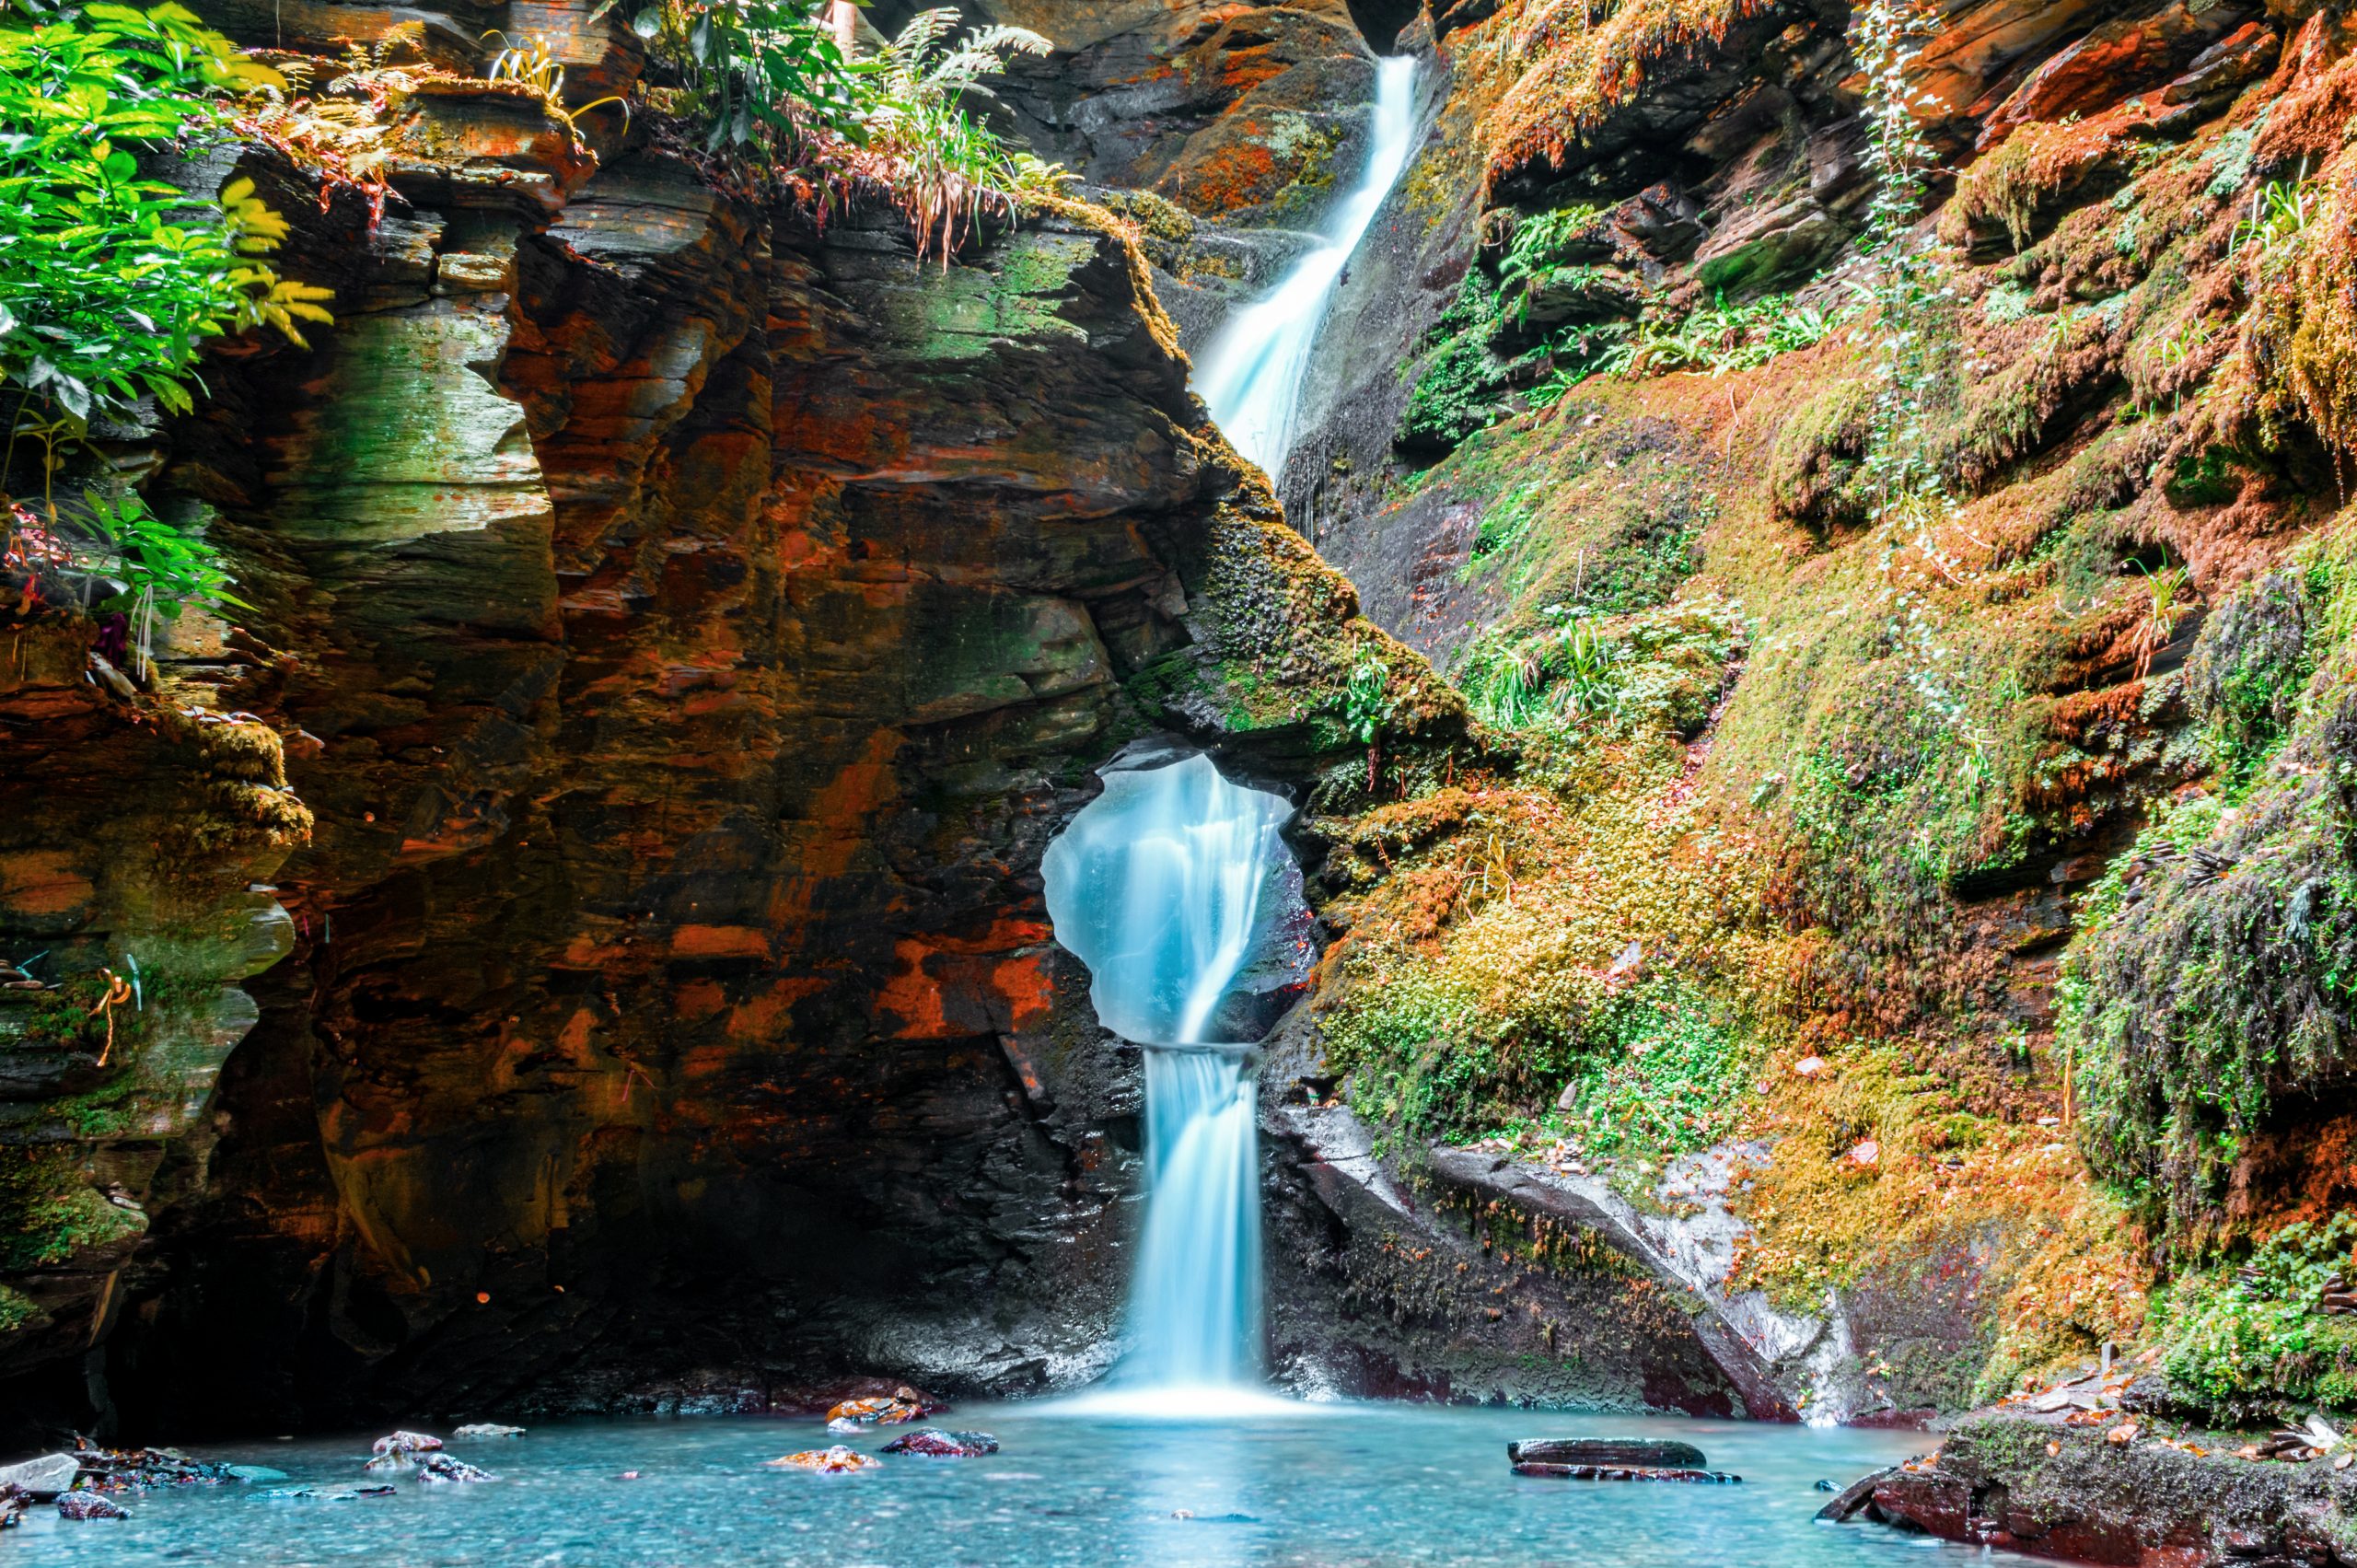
[1039,752,1301,1401]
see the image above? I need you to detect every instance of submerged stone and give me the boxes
[416,1453,496,1484]
[57,1490,131,1520]
[880,1429,1000,1458]
[766,1446,881,1474]
[1512,1463,1742,1482]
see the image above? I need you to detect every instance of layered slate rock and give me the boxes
[1843,1412,2357,1566]
[0,0,1462,1439]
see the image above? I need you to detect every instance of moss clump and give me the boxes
[1457,595,1745,738]
[1941,115,2136,252]
[2183,563,2319,792]
[2058,523,2357,1241]
[0,1284,40,1335]
[1730,1040,2146,1400]
[2151,1214,2357,1422]
[1398,267,1518,456]
[1768,377,1875,532]
[1320,728,1775,1155]
[0,1151,144,1272]
[1479,0,1771,192]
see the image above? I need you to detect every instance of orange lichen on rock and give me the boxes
[1479,0,1771,193]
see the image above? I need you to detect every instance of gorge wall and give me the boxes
[6,0,2357,1460]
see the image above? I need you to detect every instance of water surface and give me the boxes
[10,1401,2022,1566]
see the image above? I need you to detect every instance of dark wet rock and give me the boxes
[416,1453,496,1484]
[1514,1463,1742,1482]
[1837,1411,2357,1565]
[0,1483,25,1527]
[57,1489,131,1519]
[1508,1438,1709,1469]
[71,1445,231,1492]
[1813,1466,1895,1522]
[880,1429,1001,1458]
[0,1453,77,1498]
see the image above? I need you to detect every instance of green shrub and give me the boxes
[624,3,1064,258]
[1,1,327,625]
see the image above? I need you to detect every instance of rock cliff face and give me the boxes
[1240,0,2357,1433]
[0,0,1471,1439]
[10,0,2357,1463]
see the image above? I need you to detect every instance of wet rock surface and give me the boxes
[1506,1438,1709,1468]
[0,0,1452,1445]
[880,1428,1001,1457]
[1832,1411,2357,1566]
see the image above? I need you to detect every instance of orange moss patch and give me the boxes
[1730,1041,2150,1398]
[1480,0,1771,194]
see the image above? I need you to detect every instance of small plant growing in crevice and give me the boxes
[1342,649,1398,788]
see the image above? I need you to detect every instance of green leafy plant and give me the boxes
[616,0,865,147]
[856,7,1059,259]
[1342,649,1397,788]
[2154,1214,2357,1421]
[71,486,247,678]
[1498,203,1606,294]
[0,0,328,628]
[621,1,1063,260]
[2127,559,2190,679]
[2235,175,2319,261]
[1605,290,1836,377]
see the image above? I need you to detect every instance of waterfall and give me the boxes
[1195,55,1420,477]
[1040,752,1297,1403]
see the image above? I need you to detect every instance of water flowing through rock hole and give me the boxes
[1040,749,1313,1399]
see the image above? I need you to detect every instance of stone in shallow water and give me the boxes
[371,1430,443,1456]
[416,1453,496,1484]
[767,1446,881,1473]
[452,1423,526,1440]
[881,1430,1000,1458]
[0,1455,76,1498]
[1512,1463,1742,1482]
[826,1395,928,1428]
[1506,1438,1709,1468]
[57,1491,131,1520]
[71,1445,233,1491]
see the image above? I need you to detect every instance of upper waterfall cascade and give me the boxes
[1195,54,1420,477]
